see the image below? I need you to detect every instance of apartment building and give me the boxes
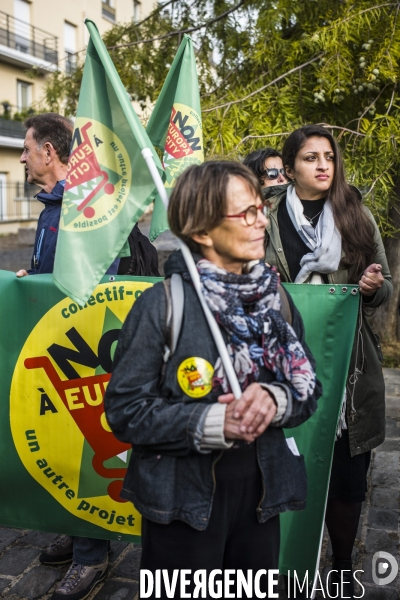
[0,0,154,227]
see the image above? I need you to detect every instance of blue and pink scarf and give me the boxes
[195,259,316,401]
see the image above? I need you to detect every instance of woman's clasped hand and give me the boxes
[219,383,277,440]
[359,263,384,296]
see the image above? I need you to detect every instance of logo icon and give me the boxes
[61,118,131,231]
[177,357,214,398]
[163,103,203,190]
[372,551,399,586]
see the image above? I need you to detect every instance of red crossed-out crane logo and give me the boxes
[9,288,148,535]
[61,118,130,231]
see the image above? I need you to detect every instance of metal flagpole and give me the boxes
[141,147,242,400]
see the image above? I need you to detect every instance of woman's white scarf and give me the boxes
[286,184,346,436]
[286,184,342,283]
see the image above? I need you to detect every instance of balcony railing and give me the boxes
[0,181,41,222]
[0,10,58,64]
[0,118,25,139]
[0,104,33,139]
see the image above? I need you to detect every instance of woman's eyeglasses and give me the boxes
[264,168,287,180]
[225,203,270,226]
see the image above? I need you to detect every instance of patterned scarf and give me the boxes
[195,259,317,401]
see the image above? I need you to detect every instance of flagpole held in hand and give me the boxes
[141,147,242,400]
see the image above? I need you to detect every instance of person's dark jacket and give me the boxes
[105,250,322,530]
[27,181,64,274]
[117,223,160,277]
[264,184,393,456]
[28,180,120,276]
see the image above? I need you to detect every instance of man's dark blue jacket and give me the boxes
[28,180,119,275]
[27,181,64,275]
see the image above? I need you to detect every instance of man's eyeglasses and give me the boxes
[225,203,270,226]
[264,168,287,180]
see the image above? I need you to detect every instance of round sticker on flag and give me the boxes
[61,118,131,232]
[177,357,214,398]
[163,103,204,190]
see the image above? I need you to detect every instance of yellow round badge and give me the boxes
[177,357,214,398]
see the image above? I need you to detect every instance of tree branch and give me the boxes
[356,84,390,132]
[203,53,324,113]
[386,84,397,115]
[234,132,292,151]
[364,163,395,197]
[234,124,366,151]
[135,0,179,28]
[325,2,399,31]
[317,124,366,137]
[107,0,246,50]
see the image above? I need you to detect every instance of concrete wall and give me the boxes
[0,63,48,108]
[0,148,24,180]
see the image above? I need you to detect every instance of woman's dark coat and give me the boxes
[105,250,322,530]
[264,184,393,456]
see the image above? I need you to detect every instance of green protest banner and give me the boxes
[279,283,359,582]
[146,35,204,241]
[0,271,359,574]
[0,270,160,542]
[53,20,163,306]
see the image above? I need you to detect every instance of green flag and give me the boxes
[146,35,204,241]
[279,284,359,585]
[53,20,163,306]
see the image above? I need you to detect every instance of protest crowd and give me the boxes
[0,15,399,600]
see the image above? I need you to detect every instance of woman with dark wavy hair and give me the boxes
[243,147,288,189]
[264,124,393,599]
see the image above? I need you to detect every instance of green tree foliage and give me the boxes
[45,1,400,229]
[44,0,400,337]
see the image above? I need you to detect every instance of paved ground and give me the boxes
[0,227,399,599]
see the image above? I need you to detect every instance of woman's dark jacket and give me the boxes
[105,251,322,530]
[264,184,393,457]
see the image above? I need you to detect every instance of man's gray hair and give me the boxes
[24,113,74,165]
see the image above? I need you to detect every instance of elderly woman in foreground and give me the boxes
[105,161,322,599]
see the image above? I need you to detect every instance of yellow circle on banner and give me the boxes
[9,281,154,537]
[61,117,131,232]
[163,102,204,190]
[177,357,214,398]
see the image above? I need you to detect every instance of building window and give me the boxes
[133,0,141,21]
[102,0,116,22]
[14,0,31,54]
[17,80,32,111]
[64,22,77,74]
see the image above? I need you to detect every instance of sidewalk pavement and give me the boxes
[0,368,398,600]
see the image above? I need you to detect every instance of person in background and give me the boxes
[264,124,392,599]
[104,161,322,599]
[243,147,287,190]
[117,222,160,277]
[16,113,118,600]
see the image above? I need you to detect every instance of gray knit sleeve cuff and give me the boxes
[259,383,288,424]
[200,403,234,451]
